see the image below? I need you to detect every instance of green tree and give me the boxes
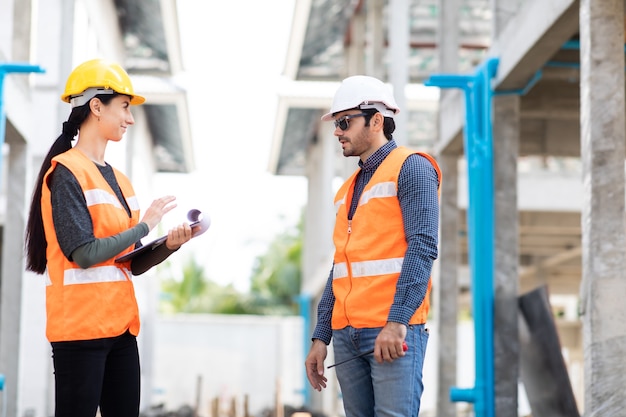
[248,213,303,315]
[160,257,210,313]
[159,211,304,315]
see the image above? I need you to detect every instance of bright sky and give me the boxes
[155,1,308,291]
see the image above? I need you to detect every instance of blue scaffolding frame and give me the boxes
[0,63,45,184]
[0,61,45,417]
[425,57,500,417]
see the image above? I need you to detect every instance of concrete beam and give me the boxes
[433,89,465,155]
[521,80,580,118]
[435,0,580,152]
[519,247,582,280]
[520,119,581,157]
[492,0,580,91]
[519,277,581,296]
[439,116,583,158]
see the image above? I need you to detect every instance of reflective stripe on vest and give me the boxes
[63,265,131,285]
[333,257,404,279]
[333,181,397,211]
[360,181,396,205]
[84,188,140,211]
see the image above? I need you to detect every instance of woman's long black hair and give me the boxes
[25,93,118,274]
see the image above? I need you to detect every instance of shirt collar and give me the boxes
[358,140,398,172]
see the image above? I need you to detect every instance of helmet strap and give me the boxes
[70,87,115,108]
[358,102,395,118]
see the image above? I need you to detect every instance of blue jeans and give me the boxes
[332,325,429,417]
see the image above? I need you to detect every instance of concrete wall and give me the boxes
[149,314,305,416]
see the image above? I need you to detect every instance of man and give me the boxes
[304,75,441,416]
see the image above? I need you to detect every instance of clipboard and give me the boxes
[114,209,210,263]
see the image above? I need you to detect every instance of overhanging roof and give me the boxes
[114,0,193,173]
[290,0,491,82]
[270,0,491,176]
[435,0,581,156]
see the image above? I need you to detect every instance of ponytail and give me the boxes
[25,105,90,273]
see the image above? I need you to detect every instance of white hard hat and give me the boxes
[321,75,400,121]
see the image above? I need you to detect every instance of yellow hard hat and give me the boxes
[61,58,145,107]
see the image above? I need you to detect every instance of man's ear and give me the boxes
[371,112,384,131]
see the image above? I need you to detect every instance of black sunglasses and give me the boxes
[334,112,368,130]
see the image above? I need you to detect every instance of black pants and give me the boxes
[51,330,140,417]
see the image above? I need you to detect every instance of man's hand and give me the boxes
[305,339,328,391]
[374,321,408,363]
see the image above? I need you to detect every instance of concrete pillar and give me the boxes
[493,94,520,417]
[0,138,28,417]
[436,154,459,417]
[303,125,335,287]
[346,7,366,77]
[304,122,339,415]
[11,0,32,62]
[437,0,460,93]
[492,1,521,414]
[388,0,409,145]
[579,0,626,414]
[435,1,460,416]
[365,0,385,80]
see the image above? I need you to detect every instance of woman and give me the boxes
[24,58,193,417]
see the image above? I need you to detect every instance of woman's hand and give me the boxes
[165,223,193,250]
[140,196,177,231]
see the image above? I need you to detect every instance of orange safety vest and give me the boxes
[41,147,141,342]
[331,147,442,329]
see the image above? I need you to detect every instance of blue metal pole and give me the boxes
[0,373,5,417]
[0,63,46,185]
[298,293,312,406]
[0,62,44,417]
[424,57,499,417]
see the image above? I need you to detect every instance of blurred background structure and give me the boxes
[271,0,626,417]
[1,1,195,416]
[2,0,626,416]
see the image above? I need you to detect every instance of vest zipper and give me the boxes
[344,219,353,326]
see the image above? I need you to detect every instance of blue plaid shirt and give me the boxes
[312,140,440,345]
